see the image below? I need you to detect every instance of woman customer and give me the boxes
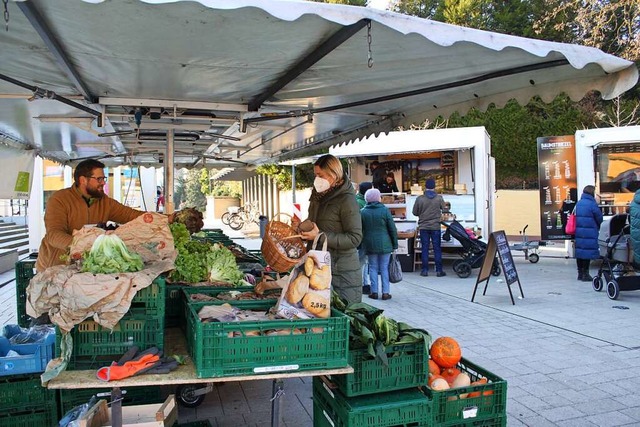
[574,185,603,281]
[378,172,399,193]
[360,188,398,300]
[296,154,363,303]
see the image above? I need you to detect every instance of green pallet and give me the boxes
[331,338,430,397]
[15,259,37,327]
[422,358,507,426]
[58,385,163,415]
[0,373,56,412]
[187,300,349,378]
[56,313,165,370]
[0,405,59,427]
[313,376,431,427]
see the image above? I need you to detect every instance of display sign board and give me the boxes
[472,230,524,305]
[0,147,35,199]
[536,135,577,240]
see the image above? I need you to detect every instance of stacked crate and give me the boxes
[0,373,59,426]
[185,299,349,378]
[14,258,37,327]
[421,358,507,426]
[314,335,432,426]
[56,275,166,370]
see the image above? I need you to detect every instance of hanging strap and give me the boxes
[311,232,328,251]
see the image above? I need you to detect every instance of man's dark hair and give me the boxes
[371,160,379,168]
[74,159,105,184]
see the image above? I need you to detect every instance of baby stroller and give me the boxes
[441,220,501,278]
[593,213,640,299]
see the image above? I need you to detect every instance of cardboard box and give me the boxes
[79,395,177,427]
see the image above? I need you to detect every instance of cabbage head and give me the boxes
[81,234,144,274]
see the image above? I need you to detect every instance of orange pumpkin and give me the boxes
[430,337,462,368]
[440,367,462,385]
[428,360,441,376]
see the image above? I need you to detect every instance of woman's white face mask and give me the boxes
[313,177,331,192]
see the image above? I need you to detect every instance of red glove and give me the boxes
[96,353,160,381]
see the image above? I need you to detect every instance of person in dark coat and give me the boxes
[296,154,363,303]
[378,172,399,193]
[574,185,603,281]
[360,188,398,300]
[629,189,640,266]
[370,161,387,189]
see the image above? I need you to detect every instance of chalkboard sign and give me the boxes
[472,230,524,305]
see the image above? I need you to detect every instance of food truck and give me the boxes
[329,127,496,271]
[575,125,640,214]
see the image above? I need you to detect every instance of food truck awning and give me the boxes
[329,127,484,157]
[0,0,637,169]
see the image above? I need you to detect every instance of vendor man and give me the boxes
[36,159,146,272]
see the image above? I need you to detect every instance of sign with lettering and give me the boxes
[472,230,524,305]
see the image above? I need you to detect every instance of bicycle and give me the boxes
[221,206,242,226]
[228,201,261,230]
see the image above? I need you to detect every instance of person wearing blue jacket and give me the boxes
[360,188,398,300]
[629,189,640,266]
[574,185,603,281]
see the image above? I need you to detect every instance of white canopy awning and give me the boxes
[0,0,637,169]
[330,127,485,157]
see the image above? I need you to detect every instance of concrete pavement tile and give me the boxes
[613,393,640,407]
[573,398,628,416]
[513,395,552,410]
[538,405,586,422]
[539,394,574,407]
[517,415,562,426]
[618,405,640,422]
[585,410,637,426]
[507,399,538,418]
[594,380,634,397]
[555,418,600,427]
[216,414,253,427]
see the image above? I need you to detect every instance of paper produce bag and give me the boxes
[276,234,331,319]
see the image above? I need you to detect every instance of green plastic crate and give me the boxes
[127,275,166,317]
[0,405,59,427]
[165,284,186,328]
[182,286,278,305]
[56,313,165,370]
[330,338,430,397]
[187,300,349,378]
[313,376,431,427]
[0,373,56,412]
[422,357,507,426]
[15,259,37,327]
[58,385,163,415]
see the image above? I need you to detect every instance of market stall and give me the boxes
[330,127,495,272]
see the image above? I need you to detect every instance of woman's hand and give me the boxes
[300,222,320,240]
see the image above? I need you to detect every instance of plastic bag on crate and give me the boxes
[276,233,331,319]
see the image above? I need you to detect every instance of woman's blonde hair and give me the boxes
[314,154,343,182]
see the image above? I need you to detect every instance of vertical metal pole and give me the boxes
[165,130,175,214]
[270,379,284,427]
[111,387,123,427]
[291,165,296,203]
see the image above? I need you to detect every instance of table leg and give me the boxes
[270,379,285,427]
[111,387,123,427]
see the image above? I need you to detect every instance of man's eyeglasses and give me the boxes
[89,176,108,183]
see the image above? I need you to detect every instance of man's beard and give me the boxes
[86,187,104,199]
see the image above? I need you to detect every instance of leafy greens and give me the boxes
[81,234,144,274]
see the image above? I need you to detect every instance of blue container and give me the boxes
[0,332,55,376]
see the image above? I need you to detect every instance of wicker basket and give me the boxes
[260,213,307,272]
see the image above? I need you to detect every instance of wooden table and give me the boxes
[48,328,353,426]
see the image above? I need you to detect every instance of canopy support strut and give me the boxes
[17,1,97,104]
[247,19,370,112]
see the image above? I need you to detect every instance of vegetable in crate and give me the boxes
[171,207,204,234]
[81,234,144,274]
